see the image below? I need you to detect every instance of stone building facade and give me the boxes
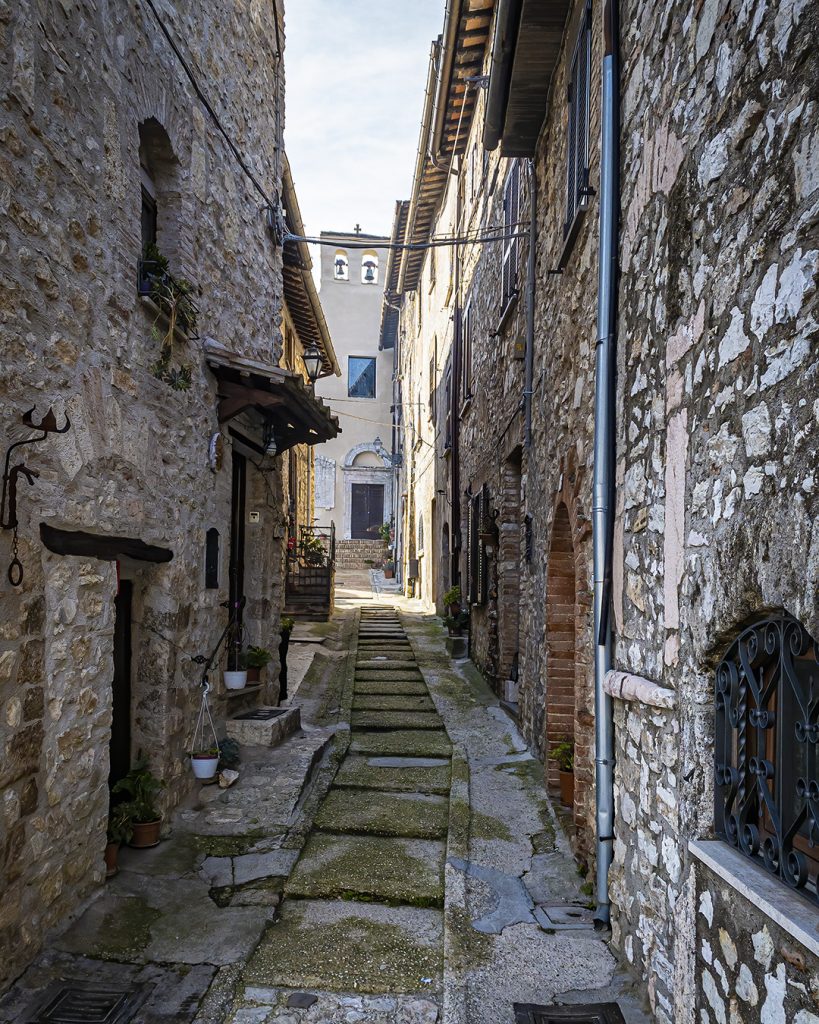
[0,0,337,993]
[388,0,819,1021]
[313,231,393,567]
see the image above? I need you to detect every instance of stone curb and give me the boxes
[398,611,468,1024]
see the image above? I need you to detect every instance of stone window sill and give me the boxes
[224,683,263,699]
[689,839,819,958]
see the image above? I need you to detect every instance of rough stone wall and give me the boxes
[610,0,819,1019]
[0,0,286,992]
[694,865,819,1024]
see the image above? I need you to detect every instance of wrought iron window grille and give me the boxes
[715,612,819,901]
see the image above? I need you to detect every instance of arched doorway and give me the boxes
[545,503,576,800]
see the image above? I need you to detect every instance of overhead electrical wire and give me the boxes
[140,0,277,211]
[282,227,528,252]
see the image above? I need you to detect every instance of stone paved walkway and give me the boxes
[0,590,649,1024]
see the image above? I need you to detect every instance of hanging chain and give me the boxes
[8,526,23,586]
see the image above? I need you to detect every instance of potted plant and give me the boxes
[444,609,469,637]
[383,560,395,579]
[549,738,575,807]
[190,745,220,781]
[112,759,165,848]
[104,804,133,879]
[279,615,294,702]
[242,645,272,683]
[443,585,462,618]
[302,534,325,566]
[378,521,392,545]
[479,509,499,546]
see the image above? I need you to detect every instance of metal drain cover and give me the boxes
[514,1003,627,1024]
[232,707,287,721]
[30,984,142,1024]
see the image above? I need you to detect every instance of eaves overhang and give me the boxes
[484,0,572,156]
[379,200,410,350]
[399,0,495,294]
[282,156,340,378]
[205,341,340,453]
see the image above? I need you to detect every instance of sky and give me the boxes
[284,2,443,241]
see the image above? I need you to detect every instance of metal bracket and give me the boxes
[1,406,71,585]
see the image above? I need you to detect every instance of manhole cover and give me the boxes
[232,708,287,721]
[514,1004,626,1024]
[30,985,141,1024]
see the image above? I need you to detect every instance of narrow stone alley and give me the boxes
[0,577,645,1024]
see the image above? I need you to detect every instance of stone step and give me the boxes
[356,660,419,671]
[351,711,443,731]
[225,706,300,746]
[354,679,428,695]
[350,730,452,758]
[314,788,448,839]
[353,695,436,712]
[284,833,444,906]
[335,756,451,794]
[243,899,443,993]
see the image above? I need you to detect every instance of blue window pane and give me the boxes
[348,357,376,398]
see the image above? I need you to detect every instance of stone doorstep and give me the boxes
[226,706,301,747]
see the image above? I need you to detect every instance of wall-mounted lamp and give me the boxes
[302,344,322,384]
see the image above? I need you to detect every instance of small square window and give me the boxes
[348,356,376,399]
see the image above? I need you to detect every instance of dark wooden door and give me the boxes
[109,579,132,789]
[351,483,384,539]
[229,452,247,664]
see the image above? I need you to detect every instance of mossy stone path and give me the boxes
[245,607,451,997]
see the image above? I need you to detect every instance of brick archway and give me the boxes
[545,503,576,792]
[543,448,592,843]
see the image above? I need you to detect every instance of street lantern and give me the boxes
[302,344,322,384]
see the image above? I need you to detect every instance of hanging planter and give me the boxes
[223,670,248,690]
[190,682,221,782]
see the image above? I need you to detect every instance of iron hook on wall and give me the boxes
[1,406,71,586]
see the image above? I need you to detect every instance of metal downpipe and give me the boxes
[593,0,620,928]
[524,159,536,450]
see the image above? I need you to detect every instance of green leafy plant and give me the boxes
[107,804,134,845]
[143,242,196,388]
[218,737,241,770]
[443,585,462,609]
[242,645,272,669]
[111,758,165,823]
[280,616,295,633]
[444,609,469,634]
[190,744,219,757]
[378,521,392,543]
[549,738,574,774]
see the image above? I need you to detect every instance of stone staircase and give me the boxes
[335,539,387,569]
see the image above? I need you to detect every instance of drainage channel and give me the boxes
[240,606,452,1007]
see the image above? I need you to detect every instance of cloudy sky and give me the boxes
[284,2,443,240]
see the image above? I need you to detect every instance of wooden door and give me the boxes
[109,580,133,788]
[350,483,384,539]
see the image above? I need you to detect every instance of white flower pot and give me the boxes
[191,755,219,780]
[223,670,247,690]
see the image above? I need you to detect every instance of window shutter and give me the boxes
[466,499,474,604]
[479,485,489,605]
[510,163,520,292]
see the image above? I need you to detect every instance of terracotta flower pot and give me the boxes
[104,841,120,879]
[246,667,261,683]
[129,819,162,848]
[559,770,574,808]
